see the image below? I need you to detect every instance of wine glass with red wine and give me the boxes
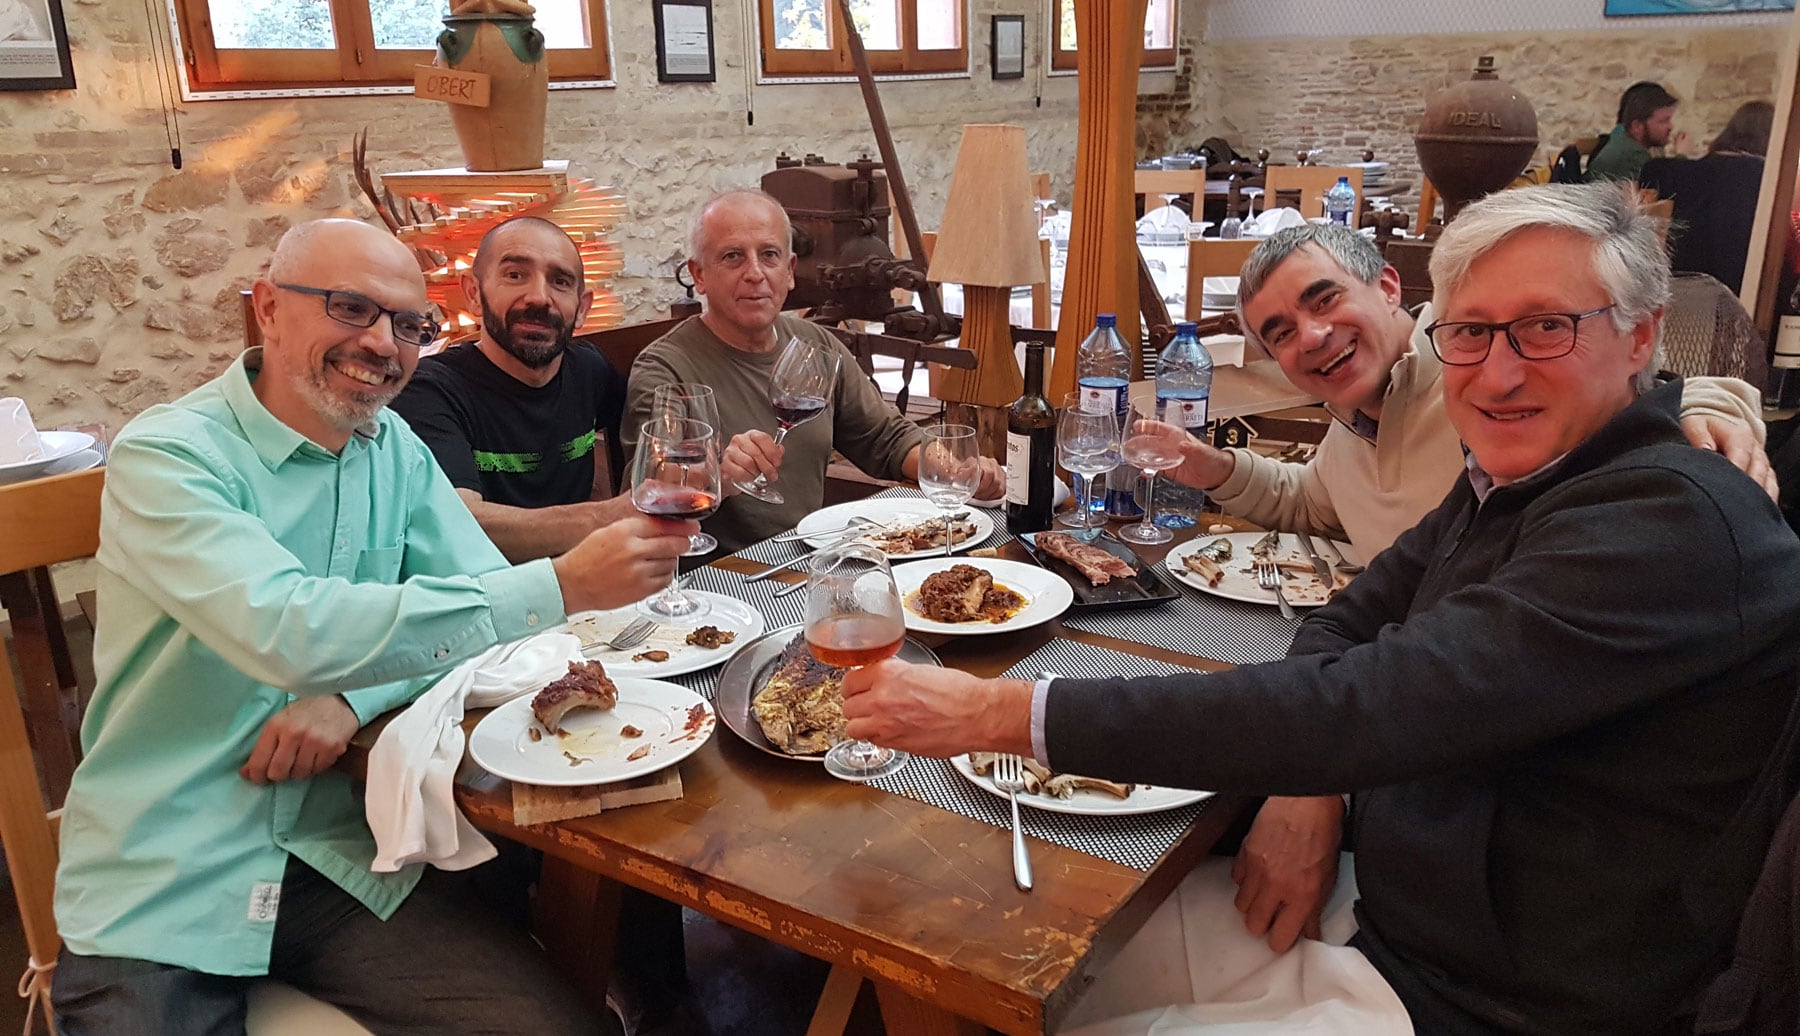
[805,543,910,781]
[733,336,838,505]
[631,415,721,621]
[651,383,723,556]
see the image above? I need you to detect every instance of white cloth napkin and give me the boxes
[1245,207,1309,238]
[366,632,583,873]
[0,398,42,464]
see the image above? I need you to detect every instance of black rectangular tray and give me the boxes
[1016,530,1180,611]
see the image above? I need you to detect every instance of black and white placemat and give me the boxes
[656,566,808,699]
[1058,563,1300,666]
[731,486,1011,566]
[866,638,1215,871]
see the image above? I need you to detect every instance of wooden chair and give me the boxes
[0,468,371,1034]
[1185,238,1258,321]
[1133,168,1209,219]
[1263,166,1364,227]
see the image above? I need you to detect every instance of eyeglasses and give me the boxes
[275,283,439,348]
[1423,305,1615,366]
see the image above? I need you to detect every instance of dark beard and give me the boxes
[485,303,572,370]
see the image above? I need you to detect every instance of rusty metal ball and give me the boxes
[1414,56,1539,222]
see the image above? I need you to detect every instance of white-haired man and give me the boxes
[838,184,1800,1034]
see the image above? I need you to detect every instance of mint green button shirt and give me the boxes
[54,351,566,976]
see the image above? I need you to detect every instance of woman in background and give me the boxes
[1640,100,1774,294]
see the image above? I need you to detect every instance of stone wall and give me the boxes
[0,0,1097,434]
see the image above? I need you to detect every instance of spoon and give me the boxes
[1322,539,1365,575]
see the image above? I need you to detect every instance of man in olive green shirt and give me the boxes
[1587,81,1682,184]
[626,189,1004,552]
[51,219,694,1034]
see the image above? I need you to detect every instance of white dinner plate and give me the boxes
[558,593,764,679]
[467,677,714,787]
[1164,532,1361,608]
[950,754,1214,816]
[794,498,997,557]
[0,431,96,483]
[892,557,1074,635]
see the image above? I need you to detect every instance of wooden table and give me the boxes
[357,531,1259,1035]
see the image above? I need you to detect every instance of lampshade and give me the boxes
[927,124,1046,288]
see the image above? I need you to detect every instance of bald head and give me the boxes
[472,216,584,281]
[687,189,791,266]
[269,218,419,288]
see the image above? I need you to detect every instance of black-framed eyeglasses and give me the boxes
[1423,305,1616,366]
[275,283,439,348]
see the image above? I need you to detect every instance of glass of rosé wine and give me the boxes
[804,543,910,781]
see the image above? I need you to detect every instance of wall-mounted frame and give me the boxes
[1605,0,1791,13]
[0,0,75,91]
[654,0,716,83]
[991,14,1024,79]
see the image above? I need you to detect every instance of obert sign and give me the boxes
[414,65,491,108]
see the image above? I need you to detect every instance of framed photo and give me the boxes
[0,0,74,91]
[653,0,715,83]
[991,14,1025,79]
[1605,0,1790,13]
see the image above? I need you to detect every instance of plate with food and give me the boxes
[714,625,941,761]
[792,499,997,557]
[1016,530,1180,611]
[892,557,1074,635]
[1164,531,1358,608]
[468,663,715,787]
[952,753,1214,816]
[559,593,764,678]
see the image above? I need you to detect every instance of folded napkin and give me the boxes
[366,632,582,873]
[1244,207,1308,238]
[0,398,42,464]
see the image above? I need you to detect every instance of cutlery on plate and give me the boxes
[992,753,1034,892]
[770,513,885,543]
[604,617,658,651]
[745,527,872,582]
[1322,538,1365,576]
[1254,559,1297,620]
[1295,531,1334,585]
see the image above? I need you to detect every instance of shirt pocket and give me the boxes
[354,543,404,583]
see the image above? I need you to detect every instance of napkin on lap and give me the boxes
[366,632,582,873]
[0,398,43,464]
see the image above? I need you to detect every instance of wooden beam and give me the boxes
[1743,4,1800,334]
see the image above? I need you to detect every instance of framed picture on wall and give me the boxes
[991,14,1024,79]
[0,0,75,91]
[1604,0,1791,13]
[653,0,716,83]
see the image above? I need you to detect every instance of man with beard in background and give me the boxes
[394,216,649,562]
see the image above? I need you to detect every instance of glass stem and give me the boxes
[1139,470,1157,528]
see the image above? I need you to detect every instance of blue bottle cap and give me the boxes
[1175,321,1197,336]
[1337,176,1349,185]
[1096,313,1117,327]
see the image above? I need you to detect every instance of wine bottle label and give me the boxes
[1005,432,1029,505]
[1775,316,1800,370]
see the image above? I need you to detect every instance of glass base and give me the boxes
[638,590,711,622]
[824,740,909,781]
[684,532,717,556]
[1055,507,1107,529]
[732,478,784,505]
[1117,521,1173,545]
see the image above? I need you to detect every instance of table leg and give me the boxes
[805,964,865,1036]
[533,854,622,1018]
[0,570,80,805]
[874,980,989,1036]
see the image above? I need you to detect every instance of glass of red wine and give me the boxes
[651,383,723,556]
[631,415,721,621]
[1118,398,1183,545]
[733,335,837,505]
[805,543,910,781]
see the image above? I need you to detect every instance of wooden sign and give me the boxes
[414,65,491,108]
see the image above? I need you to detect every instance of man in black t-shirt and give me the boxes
[394,217,650,563]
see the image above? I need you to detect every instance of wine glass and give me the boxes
[917,423,980,554]
[1118,399,1183,546]
[733,336,838,505]
[630,416,721,621]
[805,543,910,781]
[1054,391,1120,530]
[1241,186,1264,230]
[651,383,722,556]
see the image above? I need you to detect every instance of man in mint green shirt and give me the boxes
[51,219,694,1034]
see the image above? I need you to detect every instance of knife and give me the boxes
[1296,530,1334,584]
[744,526,870,582]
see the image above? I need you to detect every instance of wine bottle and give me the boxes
[1770,281,1800,409]
[1006,342,1057,534]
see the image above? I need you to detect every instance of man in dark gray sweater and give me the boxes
[842,182,1800,1034]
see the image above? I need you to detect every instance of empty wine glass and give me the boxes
[1055,391,1120,530]
[1242,186,1264,226]
[651,383,722,556]
[734,336,838,505]
[631,416,721,620]
[1118,399,1183,545]
[805,543,910,782]
[917,423,980,554]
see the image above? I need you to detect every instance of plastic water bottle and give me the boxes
[1152,322,1214,528]
[1074,314,1140,518]
[1326,176,1356,227]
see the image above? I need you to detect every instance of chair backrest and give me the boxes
[1660,272,1767,390]
[1263,166,1364,227]
[0,466,105,1026]
[1133,168,1209,212]
[1549,144,1586,185]
[1645,197,1675,252]
[1185,238,1258,319]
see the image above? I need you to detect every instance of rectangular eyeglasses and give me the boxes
[1423,305,1615,366]
[276,283,440,348]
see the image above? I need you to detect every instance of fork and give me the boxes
[770,514,884,544]
[604,617,657,651]
[1254,560,1297,620]
[992,754,1034,892]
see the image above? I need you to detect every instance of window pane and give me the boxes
[532,0,593,48]
[208,0,335,50]
[1058,0,1075,51]
[916,0,958,50]
[773,0,830,49]
[847,0,898,50]
[372,0,447,49]
[1143,0,1173,50]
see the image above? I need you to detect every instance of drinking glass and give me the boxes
[733,336,838,505]
[1118,399,1183,545]
[1055,391,1119,530]
[805,543,910,781]
[651,383,723,556]
[631,416,721,620]
[917,423,980,554]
